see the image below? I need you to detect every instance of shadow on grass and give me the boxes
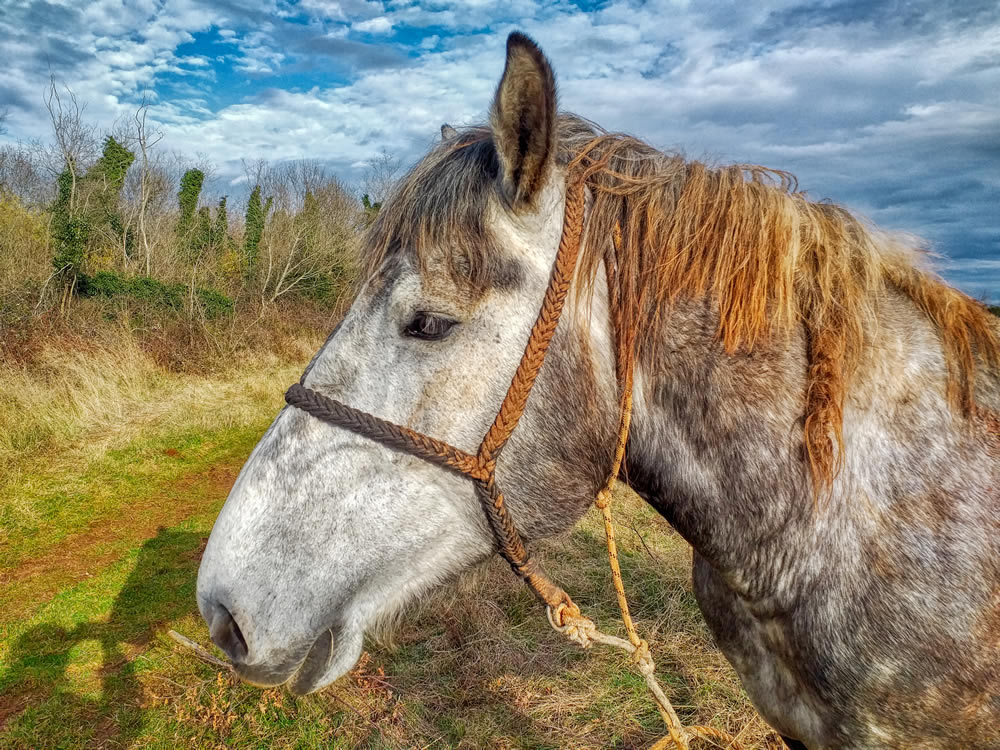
[2,513,748,748]
[1,528,205,747]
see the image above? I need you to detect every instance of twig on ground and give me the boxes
[168,629,233,672]
[628,518,662,563]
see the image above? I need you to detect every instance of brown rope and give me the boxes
[285,172,592,608]
[479,172,588,464]
[285,383,489,481]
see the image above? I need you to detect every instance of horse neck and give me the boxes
[621,295,825,597]
[620,289,999,602]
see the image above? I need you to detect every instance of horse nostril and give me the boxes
[209,603,249,664]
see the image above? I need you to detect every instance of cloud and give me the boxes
[352,16,392,34]
[292,34,405,69]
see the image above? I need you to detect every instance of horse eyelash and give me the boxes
[404,313,458,341]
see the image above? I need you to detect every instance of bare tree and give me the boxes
[129,96,164,273]
[41,79,100,311]
[362,148,402,206]
[0,144,49,205]
[251,160,360,304]
[42,78,96,209]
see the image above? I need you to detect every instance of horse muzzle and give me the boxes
[198,589,334,691]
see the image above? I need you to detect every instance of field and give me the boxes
[0,325,783,749]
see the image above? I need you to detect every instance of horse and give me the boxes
[197,32,1000,749]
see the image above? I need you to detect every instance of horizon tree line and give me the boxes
[0,82,402,318]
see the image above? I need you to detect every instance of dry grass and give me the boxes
[88,485,781,749]
[0,331,305,467]
[0,304,328,552]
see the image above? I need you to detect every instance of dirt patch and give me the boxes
[0,463,238,626]
[0,694,30,730]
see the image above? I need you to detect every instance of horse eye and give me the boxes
[404,313,457,341]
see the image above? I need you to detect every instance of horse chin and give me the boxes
[225,624,364,695]
[286,629,335,694]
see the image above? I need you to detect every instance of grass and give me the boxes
[0,335,782,749]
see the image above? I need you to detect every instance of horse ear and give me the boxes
[441,123,458,140]
[490,32,557,208]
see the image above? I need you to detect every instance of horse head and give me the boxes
[196,33,618,694]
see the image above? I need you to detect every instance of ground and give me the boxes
[0,348,781,749]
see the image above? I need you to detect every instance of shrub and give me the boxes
[0,194,49,318]
[79,269,128,297]
[295,271,349,302]
[244,185,267,276]
[195,286,235,318]
[78,270,233,319]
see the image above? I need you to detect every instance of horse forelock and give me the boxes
[361,128,510,293]
[364,113,1000,489]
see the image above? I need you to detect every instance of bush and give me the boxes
[989,305,999,318]
[78,271,233,319]
[0,195,49,291]
[195,286,235,318]
[295,270,352,302]
[79,269,128,297]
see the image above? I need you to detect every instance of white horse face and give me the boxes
[197,189,578,693]
[198,35,618,692]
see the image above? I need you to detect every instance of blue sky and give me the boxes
[1,0,998,299]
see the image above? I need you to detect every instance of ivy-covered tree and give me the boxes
[244,184,265,274]
[87,135,135,256]
[51,160,89,283]
[213,196,229,251]
[361,193,381,226]
[88,135,133,194]
[176,168,204,238]
[51,137,137,286]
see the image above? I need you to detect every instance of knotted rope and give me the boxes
[285,161,746,749]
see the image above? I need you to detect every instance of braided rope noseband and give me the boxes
[283,166,745,749]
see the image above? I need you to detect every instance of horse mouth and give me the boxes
[287,629,335,695]
[226,629,341,694]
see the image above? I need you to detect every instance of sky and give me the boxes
[1,0,998,300]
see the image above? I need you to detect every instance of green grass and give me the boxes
[1,361,778,749]
[1,423,264,575]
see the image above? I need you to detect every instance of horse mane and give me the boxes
[365,114,1000,488]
